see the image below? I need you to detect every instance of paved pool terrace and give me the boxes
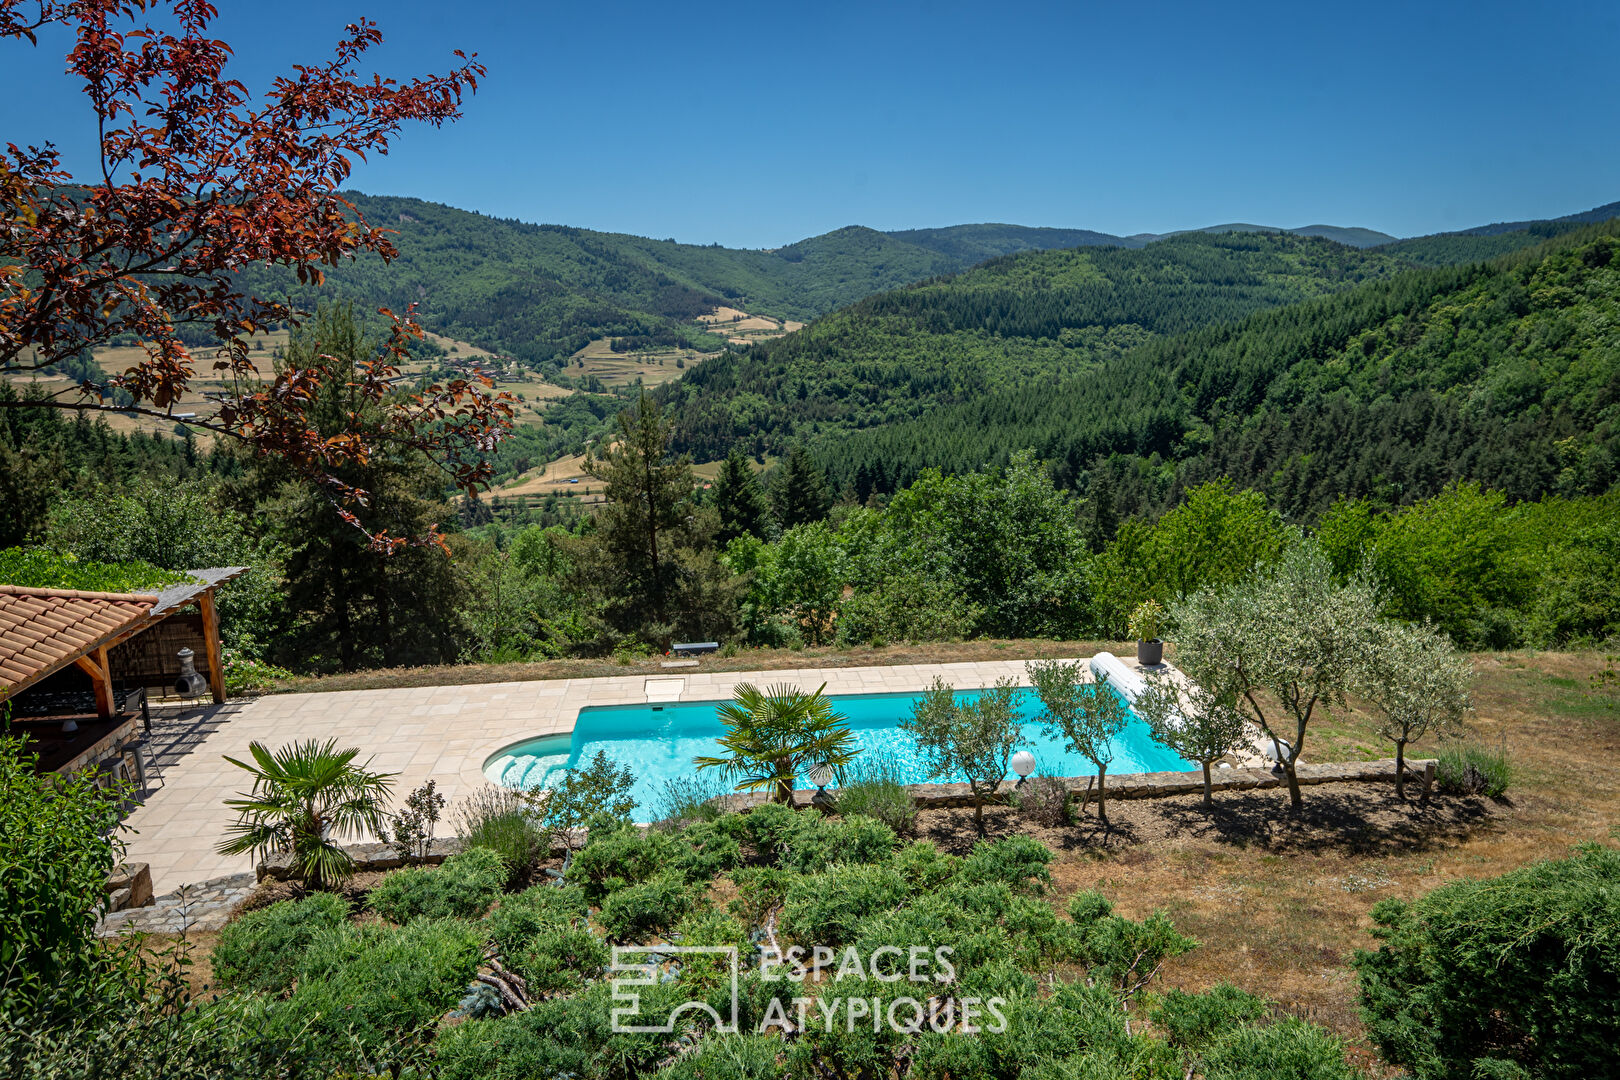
[121,656,1185,896]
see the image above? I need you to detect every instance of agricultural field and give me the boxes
[697,305,805,345]
[559,337,719,390]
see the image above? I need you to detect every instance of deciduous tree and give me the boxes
[1171,545,1383,811]
[1026,659,1132,825]
[1135,669,1254,807]
[902,676,1024,836]
[1356,619,1474,798]
[0,1,508,544]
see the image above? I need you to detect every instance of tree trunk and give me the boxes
[1202,761,1213,807]
[1096,768,1108,825]
[1395,738,1407,800]
[1283,758,1302,811]
[973,795,986,837]
[774,774,793,804]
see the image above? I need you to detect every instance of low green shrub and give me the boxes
[835,760,917,835]
[433,998,598,1080]
[729,801,800,862]
[568,822,675,901]
[484,883,590,956]
[1201,1016,1361,1080]
[1151,983,1268,1050]
[960,835,1052,894]
[728,866,791,927]
[568,819,741,906]
[597,873,698,941]
[272,917,484,1070]
[211,892,349,995]
[1067,891,1198,996]
[655,1032,784,1080]
[368,847,507,923]
[515,926,609,996]
[453,788,547,886]
[889,840,961,891]
[781,863,910,947]
[669,819,744,880]
[1353,845,1620,1080]
[1434,741,1514,796]
[780,813,897,874]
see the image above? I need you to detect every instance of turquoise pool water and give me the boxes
[485,686,1191,822]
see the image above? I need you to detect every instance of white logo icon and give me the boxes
[610,945,740,1034]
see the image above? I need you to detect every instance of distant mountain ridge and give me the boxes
[232,192,1616,368]
[1124,223,1399,249]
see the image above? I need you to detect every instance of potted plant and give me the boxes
[1129,599,1166,667]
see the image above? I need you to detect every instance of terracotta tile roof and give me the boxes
[0,585,158,699]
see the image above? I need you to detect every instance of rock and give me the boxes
[106,862,153,909]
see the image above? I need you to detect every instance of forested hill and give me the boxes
[1127,223,1398,248]
[883,223,1131,260]
[657,232,1420,460]
[229,193,1410,370]
[813,222,1620,519]
[232,195,1134,367]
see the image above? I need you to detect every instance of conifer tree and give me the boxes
[714,447,770,545]
[584,390,694,630]
[771,445,832,530]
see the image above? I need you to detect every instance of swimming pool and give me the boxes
[484,684,1191,822]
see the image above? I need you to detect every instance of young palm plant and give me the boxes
[695,682,857,804]
[217,739,396,888]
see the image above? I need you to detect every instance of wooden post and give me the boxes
[198,588,226,704]
[74,645,115,718]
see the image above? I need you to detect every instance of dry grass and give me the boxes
[266,638,1127,695]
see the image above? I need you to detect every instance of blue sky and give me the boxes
[2,0,1616,247]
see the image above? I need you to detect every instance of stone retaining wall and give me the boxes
[256,836,467,882]
[718,758,1434,812]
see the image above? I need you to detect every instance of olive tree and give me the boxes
[1135,670,1254,807]
[902,676,1023,836]
[1171,545,1382,811]
[1026,659,1132,825]
[1357,619,1474,798]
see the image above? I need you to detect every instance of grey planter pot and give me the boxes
[1136,639,1164,666]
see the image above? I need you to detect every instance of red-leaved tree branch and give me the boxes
[0,0,512,550]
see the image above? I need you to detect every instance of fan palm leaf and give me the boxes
[217,738,395,888]
[695,683,857,803]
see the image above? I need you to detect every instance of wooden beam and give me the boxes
[73,646,115,718]
[198,587,226,704]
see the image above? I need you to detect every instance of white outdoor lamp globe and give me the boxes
[1011,750,1036,788]
[809,762,836,810]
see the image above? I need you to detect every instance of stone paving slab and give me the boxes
[116,656,1142,896]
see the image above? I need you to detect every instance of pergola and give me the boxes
[0,567,246,775]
